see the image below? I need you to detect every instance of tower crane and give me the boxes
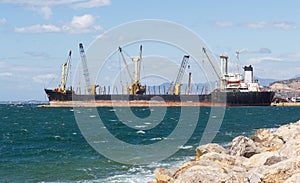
[79,43,98,95]
[173,55,190,95]
[119,45,145,95]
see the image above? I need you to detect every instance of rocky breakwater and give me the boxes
[150,120,300,183]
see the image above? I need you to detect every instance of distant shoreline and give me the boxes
[0,100,49,105]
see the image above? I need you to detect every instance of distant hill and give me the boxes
[255,77,277,87]
[270,77,300,99]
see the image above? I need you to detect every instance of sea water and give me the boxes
[1,104,300,182]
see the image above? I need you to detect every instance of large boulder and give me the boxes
[251,128,285,152]
[195,143,227,161]
[229,136,259,158]
[261,157,300,182]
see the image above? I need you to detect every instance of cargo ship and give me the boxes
[44,44,274,107]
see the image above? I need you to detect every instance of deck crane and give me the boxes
[60,50,71,92]
[79,43,98,95]
[64,51,72,89]
[202,47,221,80]
[119,45,145,95]
[173,55,190,95]
[202,47,226,90]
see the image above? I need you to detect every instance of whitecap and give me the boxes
[21,129,28,133]
[225,131,233,136]
[134,125,147,128]
[53,135,64,140]
[178,145,193,149]
[136,130,145,134]
[150,137,162,141]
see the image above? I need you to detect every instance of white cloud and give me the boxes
[215,21,235,27]
[284,51,300,59]
[62,14,102,33]
[0,17,7,25]
[15,24,61,33]
[32,74,57,83]
[246,56,283,64]
[245,21,296,30]
[37,6,52,20]
[245,21,267,29]
[0,72,12,77]
[216,21,296,30]
[14,14,101,33]
[72,0,111,9]
[0,0,111,19]
[239,48,271,54]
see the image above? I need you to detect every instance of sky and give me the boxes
[0,0,299,101]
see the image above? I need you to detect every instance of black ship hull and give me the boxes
[44,89,275,106]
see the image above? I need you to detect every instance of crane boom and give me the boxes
[79,43,91,93]
[202,47,221,80]
[173,55,189,95]
[175,55,190,85]
[137,45,142,83]
[64,50,72,86]
[119,47,134,83]
[118,45,145,95]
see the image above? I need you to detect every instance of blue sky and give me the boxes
[0,0,299,101]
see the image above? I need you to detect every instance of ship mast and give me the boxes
[235,50,239,74]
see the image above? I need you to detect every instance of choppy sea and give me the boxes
[1,104,300,182]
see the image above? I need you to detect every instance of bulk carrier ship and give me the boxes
[44,43,274,107]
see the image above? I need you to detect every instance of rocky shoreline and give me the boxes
[150,120,300,183]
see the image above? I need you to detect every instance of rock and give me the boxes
[154,168,173,183]
[195,143,227,161]
[230,136,259,158]
[151,120,300,183]
[283,173,300,183]
[261,157,300,182]
[251,128,285,152]
[245,172,263,183]
[243,151,278,168]
[200,152,246,169]
[275,120,300,143]
[264,156,287,166]
[279,140,300,158]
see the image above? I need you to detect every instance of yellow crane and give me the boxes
[59,50,71,93]
[173,55,190,95]
[119,45,145,95]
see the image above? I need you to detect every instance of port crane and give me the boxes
[59,50,71,92]
[173,55,190,95]
[118,45,145,95]
[79,43,98,94]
